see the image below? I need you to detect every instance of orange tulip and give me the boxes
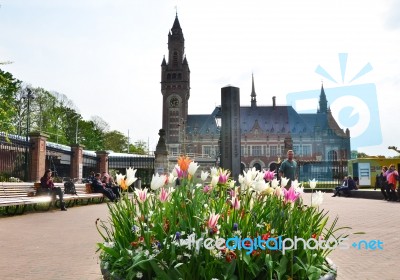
[120,178,128,191]
[177,156,191,172]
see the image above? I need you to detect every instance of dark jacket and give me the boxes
[347,178,356,190]
[40,176,54,189]
[92,178,105,192]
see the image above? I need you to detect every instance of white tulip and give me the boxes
[201,171,210,181]
[309,179,318,189]
[311,191,324,207]
[151,173,167,190]
[188,161,200,176]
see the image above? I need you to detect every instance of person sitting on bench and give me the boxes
[40,169,67,211]
[333,176,356,197]
[92,173,116,202]
[102,175,121,200]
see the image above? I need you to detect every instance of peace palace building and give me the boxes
[159,15,351,172]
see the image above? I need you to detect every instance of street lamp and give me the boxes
[75,117,79,144]
[24,88,35,181]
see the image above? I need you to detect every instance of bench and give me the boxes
[332,185,359,197]
[34,183,105,208]
[61,183,105,206]
[0,183,53,215]
[0,182,105,215]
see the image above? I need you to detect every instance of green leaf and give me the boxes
[149,260,171,279]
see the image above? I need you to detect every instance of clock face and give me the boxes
[170,97,179,107]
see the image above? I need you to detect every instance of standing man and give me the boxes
[278,150,298,187]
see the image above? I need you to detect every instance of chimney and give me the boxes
[272,96,276,109]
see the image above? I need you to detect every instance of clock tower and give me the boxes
[161,15,190,153]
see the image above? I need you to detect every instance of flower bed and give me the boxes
[97,157,345,280]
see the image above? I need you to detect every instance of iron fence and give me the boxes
[0,133,31,182]
[46,143,72,180]
[109,155,155,187]
[298,160,348,188]
[82,152,100,179]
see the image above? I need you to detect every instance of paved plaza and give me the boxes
[0,195,398,280]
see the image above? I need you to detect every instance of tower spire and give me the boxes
[251,73,257,108]
[317,82,328,113]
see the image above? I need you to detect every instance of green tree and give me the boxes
[30,88,58,134]
[79,120,104,150]
[0,68,21,134]
[129,140,147,155]
[357,152,369,158]
[103,130,128,152]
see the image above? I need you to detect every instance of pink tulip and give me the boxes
[134,188,148,203]
[263,170,276,181]
[159,187,169,203]
[175,166,186,179]
[219,170,230,184]
[208,213,220,229]
[283,186,300,203]
[203,185,212,193]
[231,196,240,210]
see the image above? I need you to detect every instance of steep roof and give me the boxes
[171,15,182,34]
[186,114,219,136]
[299,111,348,137]
[186,104,347,138]
[240,105,312,134]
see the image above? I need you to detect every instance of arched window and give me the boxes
[253,163,262,171]
[328,150,338,161]
[172,73,177,80]
[167,74,171,81]
[269,162,278,172]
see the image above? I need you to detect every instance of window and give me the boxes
[270,145,277,156]
[203,145,218,157]
[293,145,300,156]
[203,146,211,156]
[173,51,178,67]
[303,145,311,156]
[252,146,262,156]
[253,163,262,171]
[241,146,246,156]
[170,147,178,155]
[328,150,338,161]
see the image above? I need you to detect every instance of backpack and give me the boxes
[64,181,77,195]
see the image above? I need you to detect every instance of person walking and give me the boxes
[278,150,298,187]
[375,166,388,200]
[385,164,399,202]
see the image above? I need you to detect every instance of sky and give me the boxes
[1,0,399,156]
